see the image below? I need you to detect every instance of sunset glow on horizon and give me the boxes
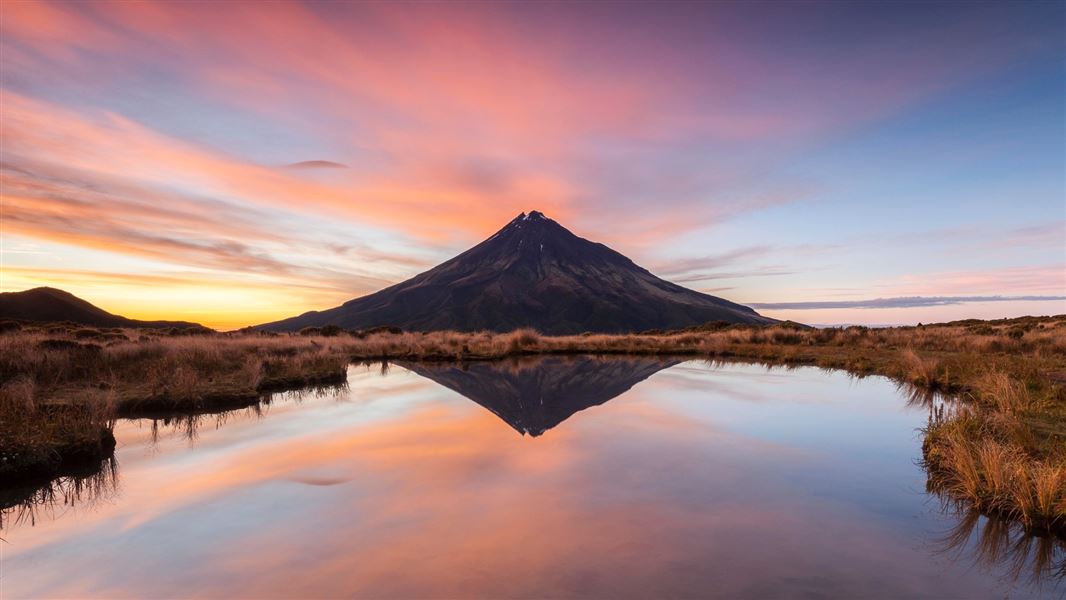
[2,1,1063,329]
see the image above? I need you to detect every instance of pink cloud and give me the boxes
[2,1,1040,244]
[0,2,1058,326]
[878,265,1066,296]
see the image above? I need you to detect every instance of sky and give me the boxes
[1,1,1063,329]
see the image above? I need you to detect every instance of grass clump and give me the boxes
[923,369,1065,533]
[0,326,349,481]
[0,376,115,483]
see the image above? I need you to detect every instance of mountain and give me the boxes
[0,287,206,329]
[399,355,681,436]
[259,211,776,334]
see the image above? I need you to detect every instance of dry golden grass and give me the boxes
[0,327,349,481]
[0,330,349,411]
[1,315,1064,532]
[917,330,1065,535]
[0,373,115,481]
[924,417,1065,533]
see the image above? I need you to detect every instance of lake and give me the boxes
[2,357,1062,598]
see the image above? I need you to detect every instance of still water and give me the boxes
[2,357,1063,598]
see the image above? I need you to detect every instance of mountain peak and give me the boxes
[259,212,776,334]
[509,210,552,225]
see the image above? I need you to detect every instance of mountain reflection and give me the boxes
[398,355,681,436]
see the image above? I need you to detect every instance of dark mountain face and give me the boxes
[399,355,681,436]
[260,211,775,334]
[0,287,205,329]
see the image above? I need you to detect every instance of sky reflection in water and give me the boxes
[2,358,1062,598]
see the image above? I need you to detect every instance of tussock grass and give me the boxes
[0,328,348,482]
[0,375,115,482]
[1,315,1064,533]
[916,331,1066,535]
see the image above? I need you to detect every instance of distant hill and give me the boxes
[259,211,775,334]
[0,287,206,329]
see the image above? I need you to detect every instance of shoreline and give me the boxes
[1,316,1063,535]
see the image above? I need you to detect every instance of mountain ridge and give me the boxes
[0,287,206,329]
[259,211,775,334]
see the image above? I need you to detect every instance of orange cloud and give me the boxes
[1,90,575,241]
[0,1,845,249]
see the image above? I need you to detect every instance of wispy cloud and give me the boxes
[750,295,1066,310]
[653,246,777,277]
[284,160,348,170]
[3,2,1051,244]
[872,265,1066,296]
[885,221,1065,253]
[652,244,835,283]
[0,160,389,287]
[673,266,797,284]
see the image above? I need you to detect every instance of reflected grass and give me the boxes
[135,381,350,446]
[934,504,1065,592]
[0,458,118,529]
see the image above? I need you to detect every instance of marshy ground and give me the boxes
[1,315,1063,535]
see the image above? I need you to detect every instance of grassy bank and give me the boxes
[0,379,115,483]
[0,316,1063,533]
[0,325,348,481]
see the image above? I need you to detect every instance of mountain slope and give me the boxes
[0,287,206,329]
[260,211,775,334]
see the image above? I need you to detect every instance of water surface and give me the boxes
[3,357,1062,598]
